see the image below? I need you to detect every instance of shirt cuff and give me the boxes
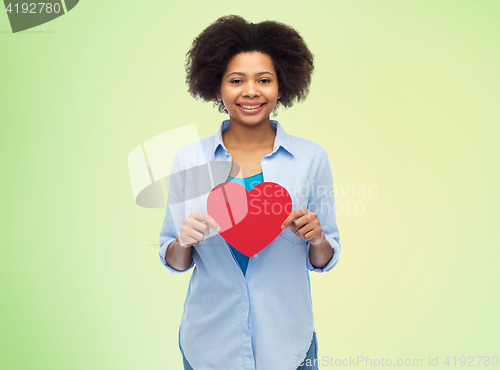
[159,238,195,274]
[306,234,340,273]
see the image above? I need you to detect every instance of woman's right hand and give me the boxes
[176,212,221,247]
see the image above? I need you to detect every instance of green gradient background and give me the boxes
[1,1,499,369]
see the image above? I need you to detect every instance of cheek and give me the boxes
[269,87,281,100]
[223,90,238,103]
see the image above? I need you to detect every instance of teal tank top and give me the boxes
[225,172,264,275]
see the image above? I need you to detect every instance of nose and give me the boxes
[242,81,260,98]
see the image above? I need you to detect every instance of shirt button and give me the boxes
[253,254,258,258]
[263,161,268,166]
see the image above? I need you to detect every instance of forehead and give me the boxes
[224,51,276,74]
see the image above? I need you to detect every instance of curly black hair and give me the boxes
[185,15,314,114]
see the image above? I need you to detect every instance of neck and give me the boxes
[223,117,276,150]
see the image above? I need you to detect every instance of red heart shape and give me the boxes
[207,182,292,257]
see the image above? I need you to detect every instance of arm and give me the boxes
[159,151,221,274]
[282,209,335,270]
[165,236,193,272]
[159,152,195,274]
[165,213,220,271]
[308,149,341,272]
[281,148,341,273]
[308,233,334,269]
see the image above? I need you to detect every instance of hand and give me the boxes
[281,209,326,245]
[177,212,221,247]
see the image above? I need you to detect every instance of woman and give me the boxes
[159,15,341,370]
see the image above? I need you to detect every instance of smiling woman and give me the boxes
[160,14,341,370]
[216,52,282,128]
[185,15,314,115]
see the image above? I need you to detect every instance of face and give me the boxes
[216,51,282,128]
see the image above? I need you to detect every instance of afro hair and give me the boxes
[185,15,315,114]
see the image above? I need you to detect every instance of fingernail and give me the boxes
[217,226,221,232]
[281,224,285,230]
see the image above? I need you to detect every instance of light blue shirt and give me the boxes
[159,120,341,370]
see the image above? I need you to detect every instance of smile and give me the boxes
[236,103,266,114]
[238,103,264,110]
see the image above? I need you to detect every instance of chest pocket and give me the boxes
[278,227,306,246]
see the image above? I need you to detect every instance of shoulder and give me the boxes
[172,136,216,168]
[288,134,328,160]
[285,134,332,180]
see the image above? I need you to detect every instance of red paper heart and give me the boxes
[207,182,292,257]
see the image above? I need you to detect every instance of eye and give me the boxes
[260,78,272,84]
[230,79,243,84]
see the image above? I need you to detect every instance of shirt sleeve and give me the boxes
[306,149,341,273]
[159,152,195,274]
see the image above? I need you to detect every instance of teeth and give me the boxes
[240,104,263,110]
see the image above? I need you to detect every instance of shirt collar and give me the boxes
[212,119,294,157]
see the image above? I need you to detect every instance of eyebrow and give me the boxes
[226,71,275,78]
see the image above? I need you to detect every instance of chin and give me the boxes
[235,116,269,126]
[229,111,275,126]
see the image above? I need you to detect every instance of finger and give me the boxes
[180,223,206,243]
[297,224,315,237]
[292,214,310,230]
[186,236,200,246]
[181,226,205,245]
[199,213,221,232]
[297,213,321,231]
[185,218,210,237]
[281,209,307,230]
[188,212,204,220]
[178,234,199,247]
[191,219,211,237]
[304,230,325,244]
[281,211,299,230]
[188,229,205,242]
[291,226,306,239]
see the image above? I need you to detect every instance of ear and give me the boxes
[216,88,222,101]
[277,90,282,100]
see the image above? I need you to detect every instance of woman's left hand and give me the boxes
[281,209,326,245]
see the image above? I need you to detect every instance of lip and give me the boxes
[236,102,266,114]
[238,102,265,106]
